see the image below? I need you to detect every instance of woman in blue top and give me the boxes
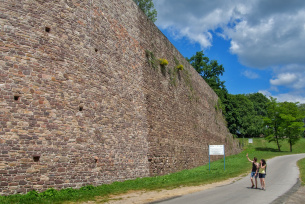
[246,153,259,188]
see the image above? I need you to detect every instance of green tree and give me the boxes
[263,99,305,152]
[298,103,305,138]
[186,51,226,96]
[133,0,157,22]
[245,115,265,137]
[278,102,305,152]
[186,51,228,113]
[241,93,270,137]
[246,93,269,117]
[225,94,259,137]
[298,103,305,115]
[263,97,283,151]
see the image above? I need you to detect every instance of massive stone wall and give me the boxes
[0,0,240,195]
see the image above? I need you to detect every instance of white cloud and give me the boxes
[154,0,305,66]
[154,0,248,48]
[275,93,305,103]
[259,90,305,103]
[270,73,297,86]
[154,0,305,68]
[259,64,305,103]
[226,9,305,68]
[258,90,271,97]
[271,64,305,89]
[242,70,259,79]
[153,0,305,103]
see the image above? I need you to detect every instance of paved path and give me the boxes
[155,154,305,204]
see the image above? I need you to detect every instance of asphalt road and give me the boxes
[155,153,305,204]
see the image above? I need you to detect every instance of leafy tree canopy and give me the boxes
[186,51,228,111]
[278,102,305,151]
[246,92,269,117]
[133,0,157,22]
[264,98,305,151]
[225,94,265,138]
[186,51,226,94]
[298,103,305,138]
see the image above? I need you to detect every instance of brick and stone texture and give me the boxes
[0,0,241,195]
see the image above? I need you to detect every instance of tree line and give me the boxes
[187,51,305,152]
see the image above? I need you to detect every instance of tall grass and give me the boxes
[1,138,305,204]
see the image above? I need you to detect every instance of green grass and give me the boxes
[297,158,305,185]
[1,138,305,204]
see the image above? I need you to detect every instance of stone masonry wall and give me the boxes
[140,29,240,175]
[0,0,240,195]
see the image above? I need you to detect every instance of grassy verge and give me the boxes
[1,138,305,204]
[297,158,305,185]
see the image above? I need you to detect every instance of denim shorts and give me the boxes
[251,172,258,178]
[259,173,266,178]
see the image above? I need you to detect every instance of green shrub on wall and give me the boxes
[176,64,184,71]
[215,98,224,113]
[159,58,168,76]
[159,58,168,66]
[145,50,157,70]
[168,68,177,86]
[174,56,179,65]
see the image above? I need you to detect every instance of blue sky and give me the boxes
[152,0,305,103]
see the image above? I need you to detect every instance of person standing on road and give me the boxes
[246,153,259,188]
[259,159,267,190]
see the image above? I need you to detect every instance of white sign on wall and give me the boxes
[248,138,253,144]
[209,145,225,155]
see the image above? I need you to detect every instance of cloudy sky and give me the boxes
[152,0,305,103]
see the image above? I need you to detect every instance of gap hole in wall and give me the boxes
[33,156,40,162]
[79,106,83,111]
[14,96,20,101]
[95,48,98,52]
[45,27,50,32]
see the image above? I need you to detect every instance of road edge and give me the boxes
[270,178,301,204]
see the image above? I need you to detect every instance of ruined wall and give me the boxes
[0,0,240,195]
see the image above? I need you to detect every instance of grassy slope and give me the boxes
[1,138,305,204]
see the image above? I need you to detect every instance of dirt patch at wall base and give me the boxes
[78,175,244,204]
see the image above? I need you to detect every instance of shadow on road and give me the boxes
[246,187,261,190]
[255,147,289,152]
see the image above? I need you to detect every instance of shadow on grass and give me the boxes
[255,147,289,152]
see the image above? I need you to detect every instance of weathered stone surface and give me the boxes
[0,0,240,195]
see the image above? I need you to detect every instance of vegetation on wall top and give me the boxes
[133,0,157,22]
[176,64,184,71]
